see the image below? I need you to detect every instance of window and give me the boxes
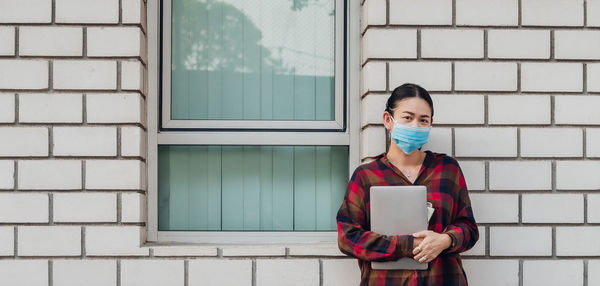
[147,0,360,243]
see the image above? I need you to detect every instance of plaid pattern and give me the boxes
[336,151,479,286]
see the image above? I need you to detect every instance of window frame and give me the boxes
[146,0,361,244]
[161,0,346,131]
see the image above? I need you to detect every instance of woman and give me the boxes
[336,83,478,285]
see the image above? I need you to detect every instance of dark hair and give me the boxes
[385,83,434,117]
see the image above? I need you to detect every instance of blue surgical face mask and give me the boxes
[390,116,431,155]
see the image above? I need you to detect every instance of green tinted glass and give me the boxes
[170,0,336,121]
[158,145,348,231]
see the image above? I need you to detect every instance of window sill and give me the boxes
[142,241,346,257]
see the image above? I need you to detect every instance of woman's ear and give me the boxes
[382,111,394,131]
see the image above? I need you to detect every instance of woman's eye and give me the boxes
[403,116,411,120]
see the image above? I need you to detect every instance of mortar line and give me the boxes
[319,259,324,286]
[13,160,18,192]
[14,27,19,57]
[48,193,54,225]
[48,260,53,286]
[184,259,189,286]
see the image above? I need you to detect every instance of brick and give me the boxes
[455,128,517,157]
[521,63,583,92]
[152,246,217,257]
[362,29,416,60]
[322,259,361,286]
[522,194,583,223]
[523,260,583,286]
[53,60,116,90]
[53,260,116,286]
[0,226,14,256]
[456,0,518,26]
[422,127,452,155]
[0,160,13,189]
[0,26,15,55]
[18,226,81,256]
[0,127,47,157]
[19,93,82,123]
[462,260,519,286]
[470,194,518,223]
[53,127,117,156]
[121,126,145,157]
[53,193,117,222]
[389,0,452,25]
[361,126,386,158]
[488,30,550,59]
[463,227,486,256]
[56,0,119,23]
[19,27,82,56]
[488,95,551,125]
[521,128,583,157]
[0,260,48,286]
[388,62,452,91]
[121,260,184,286]
[86,226,148,256]
[430,94,484,124]
[256,259,319,286]
[489,161,552,190]
[588,194,600,222]
[19,160,81,190]
[589,0,600,27]
[0,93,15,122]
[86,160,144,190]
[189,260,251,286]
[490,227,552,256]
[522,0,583,26]
[588,128,600,157]
[87,27,144,57]
[121,60,145,92]
[588,260,600,286]
[556,227,600,256]
[555,96,600,125]
[288,243,345,256]
[86,93,143,124]
[362,0,386,29]
[121,192,144,223]
[221,245,286,256]
[456,160,485,190]
[455,62,517,91]
[362,61,386,93]
[556,161,600,190]
[588,63,600,92]
[421,29,483,58]
[122,0,144,24]
[0,0,51,23]
[361,93,387,127]
[0,60,48,89]
[555,31,600,59]
[0,193,48,223]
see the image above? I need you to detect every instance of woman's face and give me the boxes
[383,97,433,131]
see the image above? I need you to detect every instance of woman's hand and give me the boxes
[411,231,452,263]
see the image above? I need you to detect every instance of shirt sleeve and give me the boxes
[336,168,415,262]
[442,162,479,254]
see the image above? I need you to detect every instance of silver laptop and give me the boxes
[370,185,428,270]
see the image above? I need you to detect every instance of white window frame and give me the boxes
[146,0,361,244]
[161,0,346,131]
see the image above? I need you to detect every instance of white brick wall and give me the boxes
[489,161,552,190]
[522,194,583,223]
[420,29,483,58]
[0,0,596,284]
[487,30,550,59]
[490,227,552,256]
[456,0,518,26]
[18,226,81,256]
[523,260,583,286]
[53,260,116,286]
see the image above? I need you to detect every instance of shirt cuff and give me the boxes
[395,234,415,258]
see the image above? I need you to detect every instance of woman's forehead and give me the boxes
[392,97,432,115]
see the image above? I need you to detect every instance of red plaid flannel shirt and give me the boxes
[336,151,478,286]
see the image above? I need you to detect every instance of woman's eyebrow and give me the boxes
[401,111,430,118]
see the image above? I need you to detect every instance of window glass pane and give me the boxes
[170,0,336,121]
[158,145,348,231]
